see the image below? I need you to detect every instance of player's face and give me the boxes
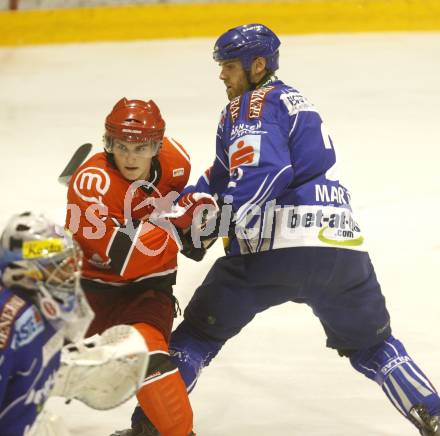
[219,59,250,101]
[112,139,155,181]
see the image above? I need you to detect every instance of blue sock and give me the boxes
[169,320,225,392]
[350,335,440,420]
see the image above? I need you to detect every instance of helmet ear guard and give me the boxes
[213,23,281,72]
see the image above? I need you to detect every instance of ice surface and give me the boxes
[0,32,439,435]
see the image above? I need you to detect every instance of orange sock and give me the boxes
[134,323,193,436]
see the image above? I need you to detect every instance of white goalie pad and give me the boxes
[51,324,149,410]
[25,410,70,436]
[61,289,95,343]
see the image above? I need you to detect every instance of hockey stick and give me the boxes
[58,143,92,186]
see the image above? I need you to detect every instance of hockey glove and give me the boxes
[179,228,217,262]
[169,192,218,230]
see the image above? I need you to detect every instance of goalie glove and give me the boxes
[51,325,149,410]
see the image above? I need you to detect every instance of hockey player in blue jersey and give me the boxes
[0,212,91,436]
[124,24,440,436]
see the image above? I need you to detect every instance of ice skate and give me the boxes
[110,419,195,436]
[110,419,158,436]
[409,405,440,436]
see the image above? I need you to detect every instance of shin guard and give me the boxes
[134,323,193,436]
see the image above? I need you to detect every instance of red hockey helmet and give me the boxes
[104,98,165,147]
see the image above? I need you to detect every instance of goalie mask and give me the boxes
[0,212,94,342]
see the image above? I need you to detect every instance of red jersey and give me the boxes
[66,137,191,292]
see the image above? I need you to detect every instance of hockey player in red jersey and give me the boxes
[66,98,215,436]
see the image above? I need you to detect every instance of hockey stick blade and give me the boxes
[58,143,92,186]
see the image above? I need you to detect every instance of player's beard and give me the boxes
[226,76,251,101]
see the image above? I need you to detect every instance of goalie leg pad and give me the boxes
[26,410,70,436]
[350,335,440,419]
[134,323,193,436]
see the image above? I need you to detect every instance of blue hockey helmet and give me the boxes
[213,23,281,72]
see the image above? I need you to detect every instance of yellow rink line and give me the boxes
[1,0,440,46]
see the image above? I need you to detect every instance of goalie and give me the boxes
[0,212,150,436]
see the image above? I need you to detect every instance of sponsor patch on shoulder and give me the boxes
[248,86,275,119]
[13,306,45,348]
[173,168,185,177]
[229,96,241,124]
[0,295,26,349]
[280,91,314,115]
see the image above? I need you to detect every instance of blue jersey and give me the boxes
[0,287,63,436]
[191,77,365,255]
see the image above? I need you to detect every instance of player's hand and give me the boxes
[170,192,218,230]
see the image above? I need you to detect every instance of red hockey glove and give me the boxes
[170,193,218,230]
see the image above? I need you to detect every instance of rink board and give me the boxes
[1,0,440,46]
